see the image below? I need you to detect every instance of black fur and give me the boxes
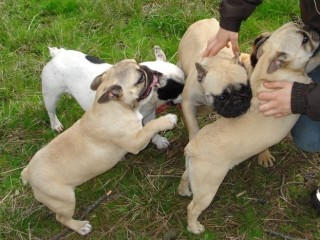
[138,65,155,101]
[85,55,105,64]
[157,79,184,101]
[250,34,270,68]
[213,81,252,118]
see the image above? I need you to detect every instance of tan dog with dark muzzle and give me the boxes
[178,22,320,234]
[21,59,177,235]
[178,18,252,140]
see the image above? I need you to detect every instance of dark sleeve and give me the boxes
[291,82,320,121]
[300,0,320,34]
[219,0,263,32]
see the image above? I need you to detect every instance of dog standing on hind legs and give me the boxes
[178,22,320,234]
[177,18,278,168]
[22,59,178,235]
[177,18,252,140]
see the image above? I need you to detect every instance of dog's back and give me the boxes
[178,18,233,76]
[41,47,112,111]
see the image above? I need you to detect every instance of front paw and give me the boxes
[162,113,177,130]
[187,221,205,234]
[152,134,170,149]
[178,183,192,197]
[77,221,92,235]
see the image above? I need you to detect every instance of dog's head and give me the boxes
[196,57,252,118]
[90,59,160,108]
[258,22,320,74]
[140,46,185,104]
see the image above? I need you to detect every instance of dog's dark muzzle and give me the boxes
[214,83,252,118]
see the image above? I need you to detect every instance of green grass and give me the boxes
[1,0,320,239]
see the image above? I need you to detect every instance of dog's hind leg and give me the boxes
[42,90,64,133]
[33,185,92,235]
[178,156,192,196]
[186,159,228,234]
[257,148,275,167]
[178,170,192,197]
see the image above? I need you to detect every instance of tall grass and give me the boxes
[1,0,320,239]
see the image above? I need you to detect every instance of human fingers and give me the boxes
[203,38,217,57]
[258,100,275,113]
[230,39,240,56]
[257,91,275,101]
[203,40,226,57]
[261,108,279,117]
[263,80,287,89]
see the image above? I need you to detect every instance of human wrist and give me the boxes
[219,19,241,33]
[291,82,308,115]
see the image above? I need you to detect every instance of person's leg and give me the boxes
[291,65,320,153]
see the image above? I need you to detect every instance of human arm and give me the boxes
[203,28,239,57]
[291,82,320,121]
[203,0,263,57]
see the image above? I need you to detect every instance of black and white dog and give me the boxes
[41,46,185,149]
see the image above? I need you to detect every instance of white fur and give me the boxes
[78,221,92,235]
[41,46,184,149]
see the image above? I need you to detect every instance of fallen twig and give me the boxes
[265,229,308,240]
[50,191,121,240]
[0,166,25,175]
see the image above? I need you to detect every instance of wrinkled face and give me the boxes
[90,59,159,107]
[264,22,320,71]
[197,59,252,118]
[212,82,252,118]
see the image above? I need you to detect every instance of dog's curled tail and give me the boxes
[21,167,29,185]
[48,47,65,58]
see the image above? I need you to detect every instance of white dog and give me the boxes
[41,46,185,149]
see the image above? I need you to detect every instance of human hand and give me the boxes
[257,81,293,118]
[203,27,240,57]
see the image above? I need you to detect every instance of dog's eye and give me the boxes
[218,92,230,102]
[137,73,146,84]
[302,32,309,44]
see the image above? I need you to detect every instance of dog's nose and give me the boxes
[231,95,242,106]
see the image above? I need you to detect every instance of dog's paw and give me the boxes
[164,113,177,128]
[152,134,170,149]
[54,123,64,133]
[50,116,64,133]
[178,185,192,197]
[77,221,92,235]
[187,221,205,234]
[257,150,275,167]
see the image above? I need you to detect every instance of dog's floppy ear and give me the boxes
[267,52,288,74]
[195,62,208,82]
[91,74,103,90]
[250,32,271,67]
[98,85,123,103]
